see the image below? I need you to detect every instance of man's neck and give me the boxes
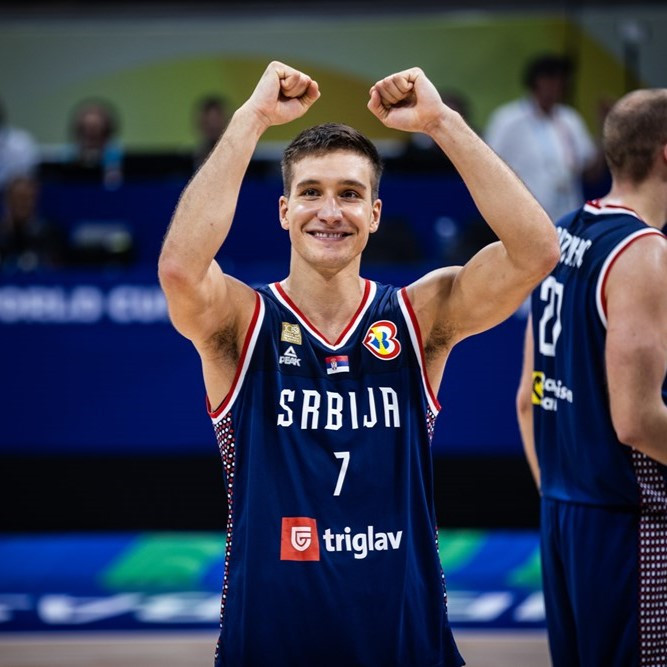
[281,266,367,343]
[601,180,667,230]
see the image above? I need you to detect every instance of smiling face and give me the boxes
[279,150,382,273]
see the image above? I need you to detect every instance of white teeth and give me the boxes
[313,232,344,238]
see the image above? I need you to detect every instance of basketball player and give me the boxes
[517,89,667,666]
[159,61,559,666]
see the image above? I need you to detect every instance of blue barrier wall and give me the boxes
[1,174,527,457]
[0,269,527,456]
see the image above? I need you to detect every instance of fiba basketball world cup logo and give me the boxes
[281,517,320,561]
[363,320,401,360]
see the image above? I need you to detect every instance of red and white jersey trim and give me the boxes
[269,279,377,350]
[208,291,265,424]
[397,287,441,415]
[595,228,665,328]
[584,199,641,219]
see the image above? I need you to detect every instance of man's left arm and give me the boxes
[606,235,667,464]
[368,68,558,346]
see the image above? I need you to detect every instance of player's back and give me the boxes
[531,200,667,506]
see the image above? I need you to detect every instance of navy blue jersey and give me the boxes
[209,280,463,667]
[531,200,667,507]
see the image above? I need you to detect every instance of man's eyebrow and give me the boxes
[340,179,367,190]
[294,178,367,190]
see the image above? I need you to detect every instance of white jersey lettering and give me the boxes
[301,390,321,429]
[276,387,401,431]
[557,227,593,268]
[277,389,295,426]
[322,525,403,560]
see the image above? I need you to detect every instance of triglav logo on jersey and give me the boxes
[279,346,301,366]
[280,517,403,562]
[280,517,320,561]
[281,322,302,345]
[532,371,574,412]
[363,320,401,360]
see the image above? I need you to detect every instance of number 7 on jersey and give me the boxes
[333,451,350,496]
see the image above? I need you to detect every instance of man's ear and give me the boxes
[370,198,382,234]
[279,195,289,230]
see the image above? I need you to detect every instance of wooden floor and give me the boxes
[0,631,550,666]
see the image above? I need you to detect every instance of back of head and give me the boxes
[603,89,667,183]
[281,122,383,199]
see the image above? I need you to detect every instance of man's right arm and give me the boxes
[605,234,667,464]
[158,62,320,405]
[158,108,267,345]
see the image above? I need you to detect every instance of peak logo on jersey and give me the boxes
[279,346,301,366]
[533,371,573,411]
[363,320,401,360]
[325,355,349,375]
[280,517,320,561]
[281,322,302,345]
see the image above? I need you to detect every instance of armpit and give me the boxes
[206,326,240,365]
[424,321,455,362]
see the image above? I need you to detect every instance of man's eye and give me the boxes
[341,190,360,199]
[302,189,319,197]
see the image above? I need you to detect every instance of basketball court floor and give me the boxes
[0,530,550,666]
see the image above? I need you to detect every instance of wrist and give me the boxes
[230,104,272,141]
[423,107,461,139]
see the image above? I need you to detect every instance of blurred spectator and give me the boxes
[394,89,473,172]
[485,53,606,222]
[0,98,39,189]
[65,98,123,188]
[192,95,231,170]
[0,175,67,272]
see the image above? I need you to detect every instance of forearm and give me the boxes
[616,399,667,466]
[429,111,558,277]
[159,107,268,284]
[608,344,667,465]
[517,403,540,489]
[517,320,540,489]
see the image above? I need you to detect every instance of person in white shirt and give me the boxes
[0,99,39,190]
[485,54,604,222]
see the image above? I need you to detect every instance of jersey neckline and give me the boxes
[269,279,376,350]
[584,199,642,219]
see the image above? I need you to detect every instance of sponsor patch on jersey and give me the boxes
[532,370,573,411]
[363,320,401,360]
[325,355,349,375]
[281,322,302,345]
[280,517,320,561]
[279,345,301,366]
[531,372,544,405]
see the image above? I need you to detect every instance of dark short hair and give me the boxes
[281,122,384,199]
[603,88,667,183]
[523,54,573,90]
[69,98,120,142]
[196,95,229,115]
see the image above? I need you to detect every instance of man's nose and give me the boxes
[318,196,342,222]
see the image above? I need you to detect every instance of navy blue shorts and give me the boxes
[540,497,667,667]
